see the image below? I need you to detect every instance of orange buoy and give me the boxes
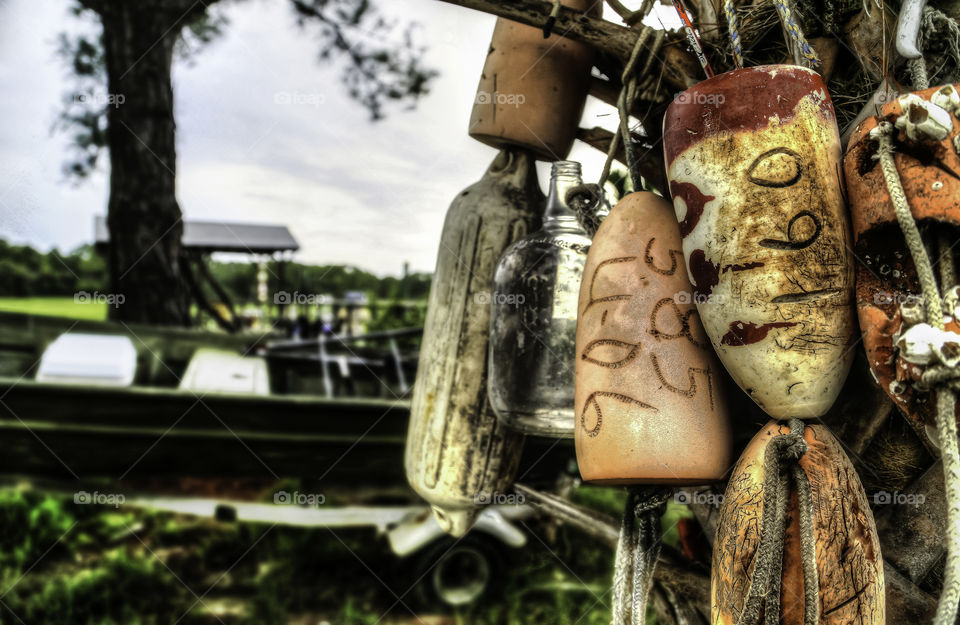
[574,191,733,484]
[712,421,884,624]
[468,1,598,160]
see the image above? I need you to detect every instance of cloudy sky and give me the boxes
[0,0,639,275]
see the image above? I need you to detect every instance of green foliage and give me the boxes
[211,258,431,307]
[0,240,107,297]
[0,240,430,324]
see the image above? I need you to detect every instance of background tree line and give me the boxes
[0,239,431,305]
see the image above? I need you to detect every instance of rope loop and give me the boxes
[612,487,669,625]
[566,183,605,237]
[735,418,818,625]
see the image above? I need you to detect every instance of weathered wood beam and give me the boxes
[433,0,638,62]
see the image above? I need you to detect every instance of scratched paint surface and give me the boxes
[845,83,960,443]
[663,65,856,419]
[712,422,884,625]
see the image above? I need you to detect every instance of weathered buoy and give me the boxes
[488,160,590,438]
[574,191,733,483]
[845,83,960,443]
[406,148,542,536]
[468,1,598,160]
[712,421,885,624]
[662,65,856,420]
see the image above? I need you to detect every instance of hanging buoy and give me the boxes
[712,421,885,624]
[406,148,543,537]
[574,191,733,483]
[845,83,960,443]
[468,1,598,161]
[662,65,856,420]
[488,160,591,438]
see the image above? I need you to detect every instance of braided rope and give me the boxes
[773,0,820,66]
[873,120,960,625]
[736,419,819,625]
[723,0,743,69]
[612,488,671,625]
[872,122,945,326]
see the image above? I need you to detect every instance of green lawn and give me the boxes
[0,297,108,321]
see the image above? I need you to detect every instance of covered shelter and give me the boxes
[95,217,299,331]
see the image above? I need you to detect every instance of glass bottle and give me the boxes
[488,160,591,438]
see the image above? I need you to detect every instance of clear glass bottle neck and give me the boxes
[544,162,583,226]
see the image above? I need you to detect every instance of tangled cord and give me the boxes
[612,488,671,625]
[872,120,960,625]
[736,419,819,625]
[912,6,960,90]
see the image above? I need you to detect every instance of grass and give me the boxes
[0,297,108,321]
[0,483,696,624]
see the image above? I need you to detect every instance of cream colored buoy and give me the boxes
[662,65,856,420]
[405,148,542,536]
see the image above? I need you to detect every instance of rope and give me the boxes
[735,419,819,625]
[920,7,960,85]
[612,488,670,625]
[605,0,655,26]
[543,0,563,38]
[871,122,944,327]
[723,0,743,69]
[941,231,957,293]
[600,27,663,191]
[872,119,960,625]
[908,57,930,90]
[772,0,820,67]
[567,15,663,224]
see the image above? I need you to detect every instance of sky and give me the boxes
[0,0,644,276]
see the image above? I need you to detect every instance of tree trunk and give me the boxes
[95,1,202,325]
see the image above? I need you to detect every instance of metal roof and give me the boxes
[95,216,299,253]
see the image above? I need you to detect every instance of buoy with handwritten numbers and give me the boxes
[662,65,856,420]
[574,191,733,483]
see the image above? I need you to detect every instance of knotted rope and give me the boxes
[736,419,819,625]
[871,119,960,625]
[569,187,607,237]
[612,488,671,625]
